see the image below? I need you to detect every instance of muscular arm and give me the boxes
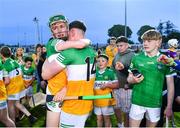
[42,58,65,80]
[165,76,174,118]
[56,39,90,51]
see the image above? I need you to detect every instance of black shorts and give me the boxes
[174,76,180,98]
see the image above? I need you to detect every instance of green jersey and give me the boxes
[0,58,3,71]
[0,58,7,100]
[46,38,64,57]
[95,68,117,89]
[53,46,96,115]
[94,68,117,107]
[129,52,173,108]
[3,58,25,95]
[21,65,35,81]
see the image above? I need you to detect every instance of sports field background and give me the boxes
[0,82,179,127]
[7,106,180,127]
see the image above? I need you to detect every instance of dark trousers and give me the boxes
[157,94,180,127]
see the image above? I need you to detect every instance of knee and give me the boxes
[175,96,180,105]
[0,116,8,124]
[97,115,103,122]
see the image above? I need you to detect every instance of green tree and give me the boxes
[167,31,180,41]
[157,20,177,36]
[128,40,135,44]
[157,22,163,34]
[137,25,155,43]
[108,24,132,38]
[157,21,179,48]
[164,20,176,35]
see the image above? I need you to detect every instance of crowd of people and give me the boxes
[0,14,180,128]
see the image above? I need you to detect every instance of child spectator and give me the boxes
[94,54,119,127]
[21,57,35,104]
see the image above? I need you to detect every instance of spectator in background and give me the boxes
[32,44,42,67]
[37,45,47,93]
[21,56,35,105]
[157,73,180,127]
[94,54,119,127]
[32,44,42,92]
[112,36,134,127]
[15,47,25,65]
[0,46,37,124]
[105,37,118,67]
[157,41,180,126]
[97,48,102,55]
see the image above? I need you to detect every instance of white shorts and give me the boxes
[129,104,161,123]
[60,110,89,127]
[8,89,26,100]
[0,100,7,110]
[94,106,114,116]
[46,87,61,112]
[26,86,33,96]
[113,88,132,113]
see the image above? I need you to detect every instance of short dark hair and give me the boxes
[98,54,109,61]
[24,56,33,63]
[41,45,46,48]
[69,20,86,32]
[0,46,11,58]
[116,36,128,44]
[36,43,42,50]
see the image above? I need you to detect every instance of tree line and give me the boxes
[108,20,180,48]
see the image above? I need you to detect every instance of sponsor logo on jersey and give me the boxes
[94,81,108,89]
[147,61,155,64]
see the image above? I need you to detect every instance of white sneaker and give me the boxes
[118,122,124,128]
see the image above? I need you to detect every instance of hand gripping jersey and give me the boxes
[21,65,35,86]
[54,46,96,115]
[129,52,174,108]
[0,59,7,100]
[94,68,117,107]
[3,58,25,95]
[46,38,67,95]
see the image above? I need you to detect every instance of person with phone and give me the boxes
[127,29,175,127]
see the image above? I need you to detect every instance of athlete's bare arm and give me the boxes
[56,39,90,51]
[42,59,64,80]
[165,76,174,118]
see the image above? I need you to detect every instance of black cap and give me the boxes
[69,20,86,32]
